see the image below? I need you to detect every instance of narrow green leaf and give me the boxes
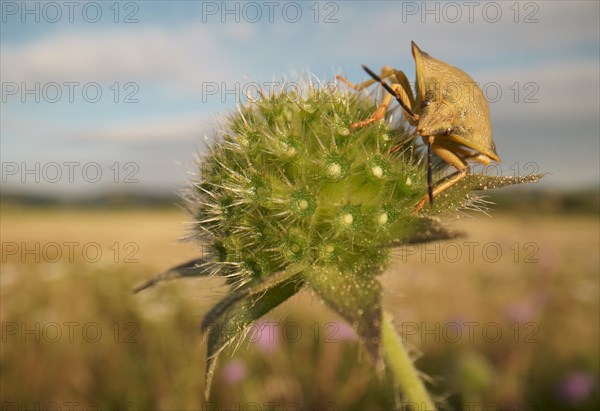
[423,173,545,215]
[201,263,308,332]
[132,257,212,294]
[202,263,307,399]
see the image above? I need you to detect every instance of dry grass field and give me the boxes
[1,206,598,410]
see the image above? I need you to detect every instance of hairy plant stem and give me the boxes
[382,312,436,410]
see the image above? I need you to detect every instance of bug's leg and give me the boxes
[413,141,469,213]
[349,88,395,130]
[350,83,417,131]
[443,143,495,166]
[337,67,417,130]
[393,70,418,126]
[427,136,434,205]
[338,65,419,131]
[463,153,493,166]
[356,66,420,131]
[336,65,397,91]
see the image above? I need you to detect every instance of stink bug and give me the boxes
[337,41,501,213]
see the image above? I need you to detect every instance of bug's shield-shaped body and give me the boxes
[412,42,500,163]
[336,41,503,212]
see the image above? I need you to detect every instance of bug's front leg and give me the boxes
[336,65,396,91]
[349,82,418,131]
[337,67,416,130]
[348,90,397,131]
[413,141,469,213]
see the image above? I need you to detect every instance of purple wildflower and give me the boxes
[558,371,596,404]
[221,360,247,385]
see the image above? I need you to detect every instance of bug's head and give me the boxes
[416,100,454,138]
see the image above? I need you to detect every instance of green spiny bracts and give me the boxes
[190,90,431,296]
[134,81,543,402]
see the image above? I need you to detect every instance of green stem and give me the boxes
[382,312,436,410]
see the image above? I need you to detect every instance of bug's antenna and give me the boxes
[427,137,434,205]
[362,65,417,121]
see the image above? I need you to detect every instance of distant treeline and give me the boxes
[1,187,598,214]
[481,187,599,215]
[0,191,181,209]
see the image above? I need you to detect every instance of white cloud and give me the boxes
[1,25,240,95]
[477,59,599,122]
[4,110,213,144]
[69,112,213,142]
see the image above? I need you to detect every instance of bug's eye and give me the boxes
[421,100,431,108]
[445,127,453,135]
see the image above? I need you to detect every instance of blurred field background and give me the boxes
[3,2,598,409]
[1,190,598,411]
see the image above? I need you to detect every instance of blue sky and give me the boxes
[2,1,599,197]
